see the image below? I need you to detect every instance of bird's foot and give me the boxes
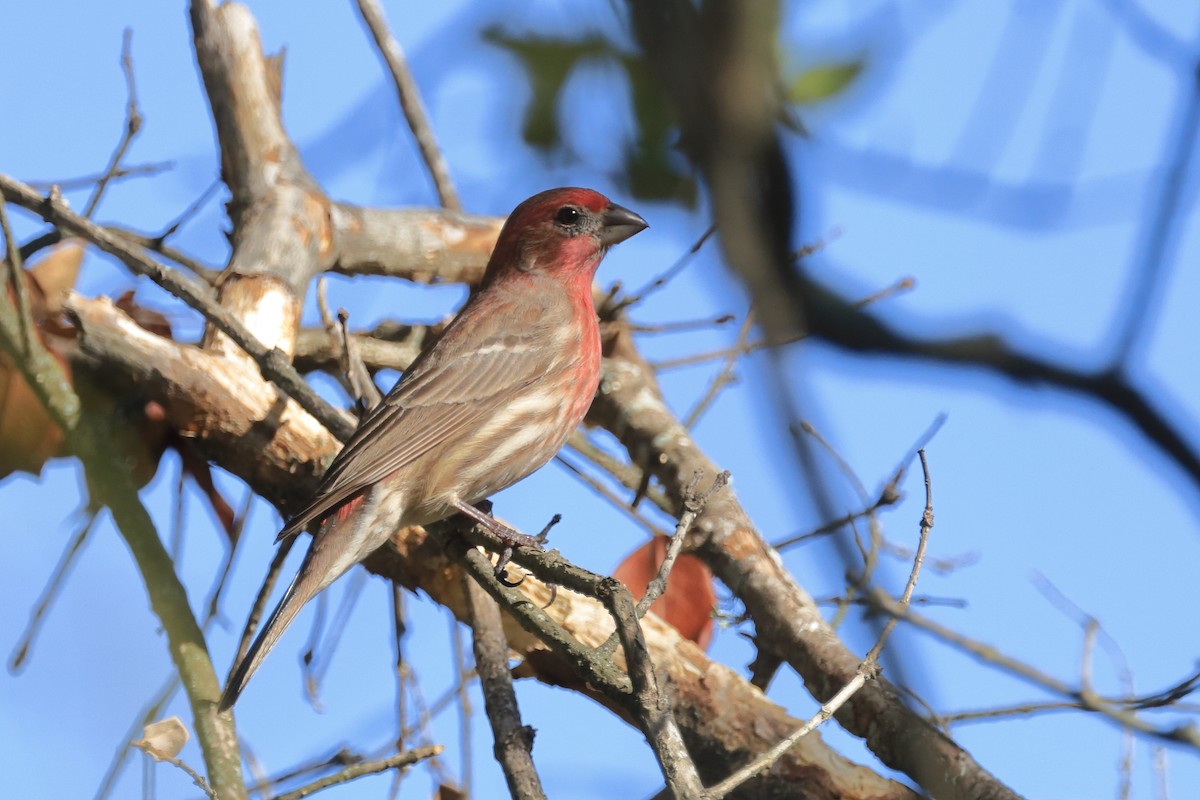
[452,500,556,585]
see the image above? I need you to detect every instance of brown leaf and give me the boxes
[115,290,173,339]
[27,241,83,317]
[0,243,82,477]
[613,535,716,650]
[177,442,238,540]
[0,350,68,477]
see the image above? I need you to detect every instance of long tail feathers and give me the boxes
[220,547,325,711]
[220,491,378,711]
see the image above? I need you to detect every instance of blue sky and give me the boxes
[3,1,1199,798]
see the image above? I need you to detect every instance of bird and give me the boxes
[220,187,647,710]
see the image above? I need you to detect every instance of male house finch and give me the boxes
[220,188,647,709]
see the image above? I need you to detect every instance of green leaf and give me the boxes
[483,28,614,149]
[482,28,698,204]
[788,60,863,104]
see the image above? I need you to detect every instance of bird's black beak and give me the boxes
[599,203,648,247]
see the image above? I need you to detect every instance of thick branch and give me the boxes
[65,293,339,512]
[463,574,546,799]
[0,173,354,441]
[328,203,501,285]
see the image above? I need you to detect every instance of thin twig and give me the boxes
[791,226,843,261]
[338,311,383,411]
[553,453,670,538]
[638,471,728,617]
[621,224,715,308]
[400,666,481,743]
[388,583,407,800]
[19,224,221,285]
[84,29,143,219]
[868,590,1200,749]
[169,459,187,559]
[650,329,806,371]
[354,0,459,210]
[866,449,935,662]
[303,568,367,707]
[316,279,381,411]
[154,179,223,244]
[201,487,255,624]
[796,418,871,505]
[709,448,936,797]
[273,747,444,800]
[451,612,473,795]
[94,674,182,800]
[244,747,360,797]
[1112,41,1200,363]
[563,432,674,515]
[9,511,99,672]
[594,470,727,659]
[706,667,874,798]
[1154,747,1170,800]
[622,313,736,334]
[683,311,755,428]
[852,276,916,309]
[771,490,899,551]
[651,276,915,372]
[132,741,218,800]
[27,162,174,192]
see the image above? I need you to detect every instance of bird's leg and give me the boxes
[453,499,544,548]
[451,501,544,551]
[452,500,545,585]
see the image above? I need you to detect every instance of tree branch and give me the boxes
[463,573,546,799]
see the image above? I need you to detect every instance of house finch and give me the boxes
[220,188,647,709]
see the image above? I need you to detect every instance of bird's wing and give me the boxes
[277,312,567,540]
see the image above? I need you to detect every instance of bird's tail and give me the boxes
[219,545,334,711]
[220,490,382,710]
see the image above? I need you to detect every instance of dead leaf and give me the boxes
[132,716,189,760]
[0,349,69,478]
[613,536,716,650]
[0,243,82,477]
[28,241,84,317]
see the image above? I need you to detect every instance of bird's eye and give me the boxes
[554,206,581,226]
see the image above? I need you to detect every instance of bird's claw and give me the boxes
[494,546,526,586]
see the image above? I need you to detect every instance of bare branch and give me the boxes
[590,317,1015,798]
[354,0,460,210]
[133,739,219,800]
[272,747,444,800]
[1,175,354,440]
[8,511,99,672]
[463,574,546,799]
[867,590,1200,750]
[83,29,143,219]
[709,448,935,797]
